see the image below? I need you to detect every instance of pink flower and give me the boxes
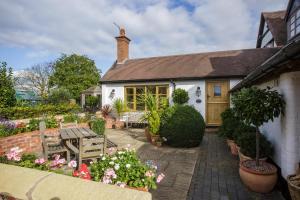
[104,168,117,179]
[68,160,77,168]
[156,173,165,183]
[102,176,112,184]
[35,158,46,165]
[116,181,126,188]
[145,170,155,178]
[50,154,65,168]
[6,147,23,161]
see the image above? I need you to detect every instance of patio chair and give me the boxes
[39,121,70,162]
[78,136,104,166]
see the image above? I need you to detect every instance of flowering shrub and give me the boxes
[6,147,22,161]
[90,147,164,190]
[73,163,91,180]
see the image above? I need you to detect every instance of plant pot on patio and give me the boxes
[239,160,277,193]
[227,139,238,156]
[238,149,267,162]
[287,174,300,200]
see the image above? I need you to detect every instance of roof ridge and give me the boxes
[124,47,280,62]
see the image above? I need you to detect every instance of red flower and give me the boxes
[72,164,91,180]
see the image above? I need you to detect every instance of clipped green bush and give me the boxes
[48,88,72,104]
[233,123,256,142]
[237,131,274,158]
[89,118,105,135]
[160,105,205,147]
[0,104,80,120]
[63,113,79,123]
[172,88,189,104]
[217,108,242,140]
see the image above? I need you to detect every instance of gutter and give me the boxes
[230,38,300,92]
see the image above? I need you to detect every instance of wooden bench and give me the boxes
[79,137,105,166]
[39,121,70,162]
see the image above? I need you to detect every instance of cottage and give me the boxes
[101,30,278,126]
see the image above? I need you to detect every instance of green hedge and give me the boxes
[0,104,81,120]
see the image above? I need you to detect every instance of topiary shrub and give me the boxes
[217,108,242,140]
[89,118,105,136]
[160,105,205,147]
[237,131,274,159]
[233,123,256,142]
[172,88,189,105]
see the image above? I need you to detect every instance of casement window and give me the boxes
[124,85,169,111]
[288,9,300,39]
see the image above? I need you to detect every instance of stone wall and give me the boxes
[0,164,152,200]
[0,123,89,155]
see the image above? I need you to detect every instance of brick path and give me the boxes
[187,133,284,200]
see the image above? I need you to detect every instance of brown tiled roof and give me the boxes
[101,48,280,83]
[263,10,287,46]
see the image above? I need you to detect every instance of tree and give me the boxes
[0,62,16,108]
[48,88,72,104]
[232,87,285,166]
[172,88,189,104]
[16,63,53,99]
[49,54,100,101]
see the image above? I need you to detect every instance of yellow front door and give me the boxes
[206,80,230,126]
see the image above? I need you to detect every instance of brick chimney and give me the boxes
[115,28,130,64]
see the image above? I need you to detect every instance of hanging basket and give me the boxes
[288,174,300,200]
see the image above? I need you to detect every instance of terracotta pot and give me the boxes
[239,160,277,193]
[226,139,234,147]
[287,174,300,200]
[144,128,152,143]
[238,149,268,162]
[229,141,238,156]
[126,186,149,192]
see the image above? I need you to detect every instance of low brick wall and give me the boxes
[0,123,89,155]
[0,164,152,200]
[105,117,125,129]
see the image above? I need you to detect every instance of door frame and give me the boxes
[205,79,230,126]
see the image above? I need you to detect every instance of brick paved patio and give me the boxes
[187,133,285,200]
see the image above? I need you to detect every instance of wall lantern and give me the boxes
[109,89,115,99]
[196,86,201,97]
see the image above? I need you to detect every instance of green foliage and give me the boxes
[49,54,100,100]
[27,118,40,131]
[217,108,242,140]
[48,88,72,104]
[140,92,160,135]
[172,88,189,105]
[0,62,16,108]
[85,95,100,109]
[232,87,285,127]
[233,123,256,142]
[112,98,126,118]
[89,118,105,135]
[45,116,59,128]
[0,104,80,120]
[160,105,205,147]
[90,149,157,189]
[237,132,274,158]
[63,113,79,123]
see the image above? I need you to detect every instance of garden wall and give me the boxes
[0,123,89,155]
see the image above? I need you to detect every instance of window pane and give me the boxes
[297,10,300,18]
[296,26,300,34]
[214,85,221,96]
[291,30,295,37]
[291,16,295,23]
[158,86,167,95]
[136,87,145,110]
[291,22,295,30]
[158,96,168,108]
[126,95,134,102]
[127,103,134,110]
[126,88,134,95]
[147,86,156,94]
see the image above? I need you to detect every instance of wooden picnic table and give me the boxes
[59,127,98,156]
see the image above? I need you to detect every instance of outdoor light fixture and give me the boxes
[109,89,115,99]
[196,86,201,97]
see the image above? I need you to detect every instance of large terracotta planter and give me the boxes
[239,160,277,193]
[238,149,267,162]
[287,174,300,200]
[226,139,234,147]
[227,139,238,156]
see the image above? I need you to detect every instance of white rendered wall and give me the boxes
[258,71,300,178]
[102,79,240,122]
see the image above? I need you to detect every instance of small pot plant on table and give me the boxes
[232,87,285,193]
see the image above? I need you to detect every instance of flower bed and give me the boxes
[0,146,165,191]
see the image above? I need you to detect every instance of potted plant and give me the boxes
[232,87,285,193]
[112,98,128,129]
[140,92,161,145]
[218,108,241,155]
[287,169,300,200]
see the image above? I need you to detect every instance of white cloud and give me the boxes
[0,0,287,71]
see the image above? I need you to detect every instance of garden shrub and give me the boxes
[48,88,72,104]
[160,105,205,147]
[89,118,105,135]
[172,88,189,104]
[0,104,80,120]
[85,96,100,109]
[217,108,242,140]
[63,113,79,123]
[237,131,274,158]
[233,123,256,142]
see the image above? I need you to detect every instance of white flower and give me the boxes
[114,164,120,170]
[112,157,117,161]
[109,161,114,165]
[126,164,131,168]
[100,154,103,157]
[102,156,106,161]
[118,151,124,155]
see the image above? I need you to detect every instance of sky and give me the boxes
[0,0,287,74]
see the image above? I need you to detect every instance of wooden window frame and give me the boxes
[124,85,169,111]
